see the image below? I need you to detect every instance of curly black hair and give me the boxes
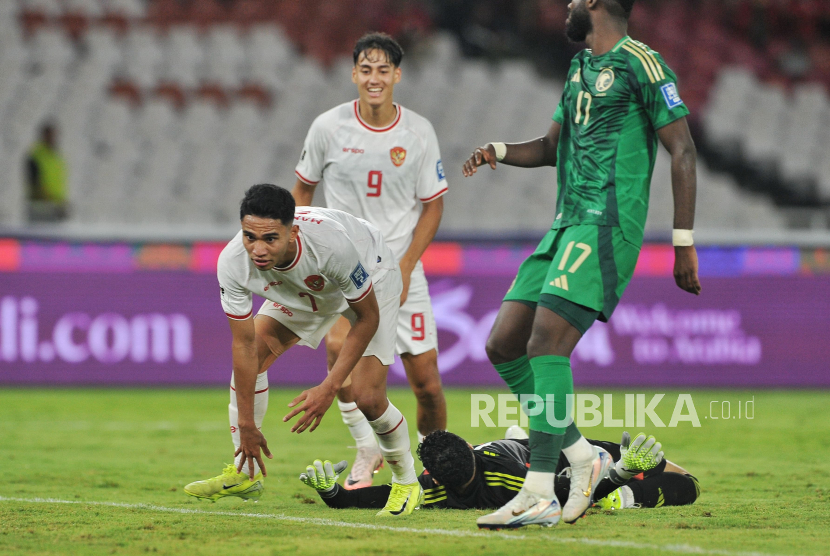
[416,430,475,492]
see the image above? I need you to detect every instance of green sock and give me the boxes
[528,355,574,472]
[494,356,535,414]
[529,429,564,473]
[529,355,574,435]
[563,422,582,448]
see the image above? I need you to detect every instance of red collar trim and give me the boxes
[353,100,402,132]
[275,233,302,272]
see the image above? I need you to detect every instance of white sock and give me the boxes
[229,372,269,476]
[620,485,636,508]
[368,402,417,484]
[523,471,555,498]
[562,435,594,465]
[338,401,379,450]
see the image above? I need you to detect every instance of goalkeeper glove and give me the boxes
[609,432,664,484]
[299,459,348,497]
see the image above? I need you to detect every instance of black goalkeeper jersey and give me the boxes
[318,438,626,511]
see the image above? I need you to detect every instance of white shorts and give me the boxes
[396,260,438,356]
[256,267,402,366]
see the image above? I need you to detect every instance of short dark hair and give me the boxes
[417,431,475,492]
[353,32,404,67]
[239,184,295,225]
[605,0,635,18]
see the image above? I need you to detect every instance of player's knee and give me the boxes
[353,390,386,419]
[325,340,344,369]
[411,376,444,406]
[485,333,524,365]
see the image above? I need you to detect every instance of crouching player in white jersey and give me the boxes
[184,184,422,516]
[293,32,448,489]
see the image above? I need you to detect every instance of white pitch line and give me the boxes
[0,496,797,556]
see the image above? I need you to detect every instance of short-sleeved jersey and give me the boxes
[217,207,397,320]
[295,100,448,261]
[551,36,690,246]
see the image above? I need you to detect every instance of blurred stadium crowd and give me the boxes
[1,0,828,233]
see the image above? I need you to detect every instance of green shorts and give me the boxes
[504,225,640,332]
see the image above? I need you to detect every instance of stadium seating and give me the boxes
[0,0,796,234]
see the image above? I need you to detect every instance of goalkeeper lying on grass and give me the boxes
[300,428,699,511]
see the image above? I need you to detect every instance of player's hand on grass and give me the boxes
[619,431,664,474]
[284,382,337,433]
[462,144,498,177]
[299,459,348,493]
[673,245,701,295]
[235,424,273,479]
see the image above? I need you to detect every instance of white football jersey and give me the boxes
[295,100,448,260]
[218,207,397,320]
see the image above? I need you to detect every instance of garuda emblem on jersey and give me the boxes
[596,68,615,92]
[304,275,325,292]
[390,146,407,167]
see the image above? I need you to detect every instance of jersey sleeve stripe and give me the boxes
[423,496,447,504]
[295,170,319,185]
[626,42,664,81]
[632,40,666,80]
[420,187,448,202]
[225,310,253,320]
[622,44,656,83]
[345,281,373,303]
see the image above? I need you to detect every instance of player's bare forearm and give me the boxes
[400,197,443,273]
[292,178,316,206]
[462,121,559,176]
[228,318,259,427]
[657,117,702,295]
[657,118,697,230]
[328,292,380,389]
[283,290,379,433]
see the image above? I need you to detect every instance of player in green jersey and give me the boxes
[461,0,701,530]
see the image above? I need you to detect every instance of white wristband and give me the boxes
[672,229,694,247]
[490,142,507,162]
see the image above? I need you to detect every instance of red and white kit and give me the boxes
[217,206,401,364]
[295,100,447,355]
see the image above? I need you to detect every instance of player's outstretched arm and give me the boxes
[292,178,316,207]
[229,317,274,479]
[657,117,701,296]
[461,121,560,177]
[300,459,393,509]
[283,289,380,433]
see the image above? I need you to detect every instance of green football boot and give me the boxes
[184,464,264,502]
[596,487,624,511]
[376,482,423,517]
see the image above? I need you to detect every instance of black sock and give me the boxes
[627,473,700,507]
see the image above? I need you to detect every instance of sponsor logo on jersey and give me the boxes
[390,146,407,166]
[436,159,445,181]
[264,280,282,291]
[343,147,364,154]
[350,262,370,289]
[596,68,615,92]
[660,83,684,109]
[571,68,581,83]
[303,275,325,292]
[271,302,293,317]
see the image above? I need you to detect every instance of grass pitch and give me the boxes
[1,387,828,556]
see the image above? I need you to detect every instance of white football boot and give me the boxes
[561,446,613,523]
[343,447,384,490]
[477,488,561,530]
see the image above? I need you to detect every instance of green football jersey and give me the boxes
[551,36,690,246]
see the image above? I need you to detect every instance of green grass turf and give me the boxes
[1,388,828,555]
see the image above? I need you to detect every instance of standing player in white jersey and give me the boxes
[293,33,448,489]
[183,184,423,516]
